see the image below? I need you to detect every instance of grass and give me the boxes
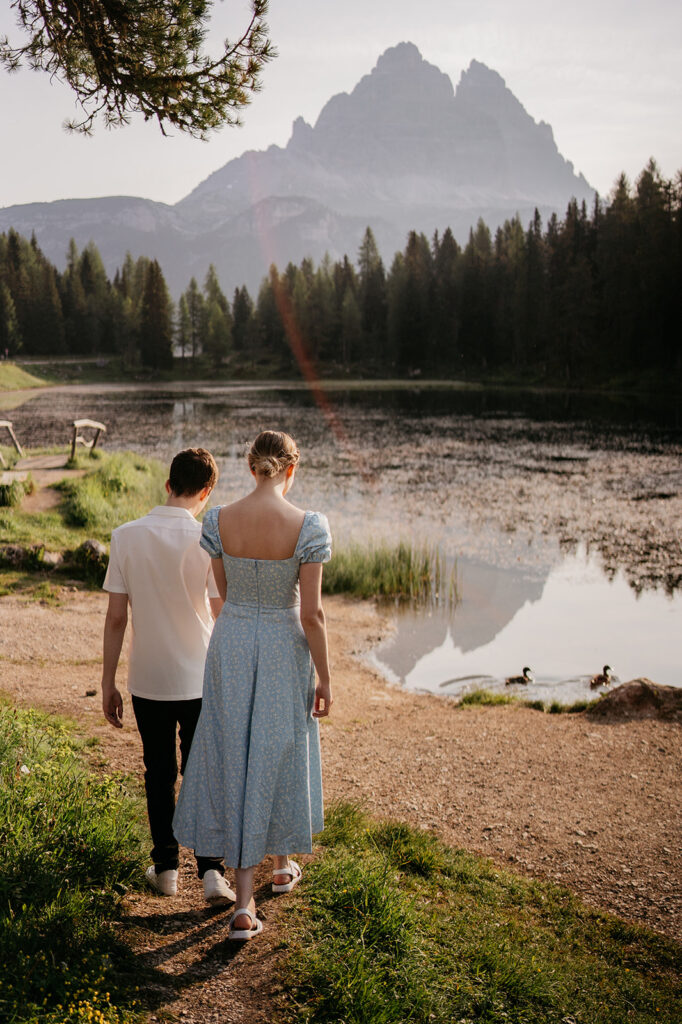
[0,451,166,576]
[59,451,167,533]
[323,541,456,605]
[0,471,33,507]
[459,689,599,714]
[281,802,682,1024]
[0,361,47,391]
[0,701,147,1024]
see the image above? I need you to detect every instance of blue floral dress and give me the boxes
[173,507,332,869]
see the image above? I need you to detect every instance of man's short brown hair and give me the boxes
[168,448,218,496]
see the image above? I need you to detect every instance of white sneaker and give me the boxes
[145,865,178,896]
[203,869,236,904]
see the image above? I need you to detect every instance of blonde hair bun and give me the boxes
[248,430,300,478]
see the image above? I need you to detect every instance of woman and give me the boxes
[173,430,332,939]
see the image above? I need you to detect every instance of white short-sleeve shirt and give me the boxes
[103,506,219,701]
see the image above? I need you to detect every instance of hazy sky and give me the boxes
[1,0,680,209]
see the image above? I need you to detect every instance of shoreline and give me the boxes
[5,367,682,398]
[0,588,679,942]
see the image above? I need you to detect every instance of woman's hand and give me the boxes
[313,679,333,718]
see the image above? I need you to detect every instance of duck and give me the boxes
[589,665,614,688]
[505,666,534,686]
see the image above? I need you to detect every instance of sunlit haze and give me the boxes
[1,0,681,210]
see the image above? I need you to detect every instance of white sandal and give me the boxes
[272,859,302,893]
[228,906,263,940]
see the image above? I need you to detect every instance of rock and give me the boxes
[79,539,107,558]
[0,543,45,569]
[0,544,27,567]
[42,551,64,568]
[67,539,109,585]
[586,680,682,722]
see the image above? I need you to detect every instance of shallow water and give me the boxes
[371,545,682,700]
[8,381,682,699]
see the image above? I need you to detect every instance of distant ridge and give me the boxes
[0,43,593,295]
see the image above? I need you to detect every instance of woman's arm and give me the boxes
[210,556,227,601]
[299,562,332,717]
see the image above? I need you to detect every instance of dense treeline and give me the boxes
[0,233,232,371]
[1,160,680,382]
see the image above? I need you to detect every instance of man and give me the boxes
[101,447,234,903]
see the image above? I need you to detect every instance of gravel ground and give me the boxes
[0,589,680,1023]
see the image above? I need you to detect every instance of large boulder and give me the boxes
[68,539,109,585]
[587,680,682,722]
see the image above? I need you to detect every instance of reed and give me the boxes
[323,541,456,605]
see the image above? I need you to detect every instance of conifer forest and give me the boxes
[1,161,680,384]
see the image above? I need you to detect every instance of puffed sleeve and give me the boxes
[200,506,223,558]
[299,511,332,564]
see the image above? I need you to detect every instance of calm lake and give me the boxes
[8,380,682,700]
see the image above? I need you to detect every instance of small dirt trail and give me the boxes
[13,453,86,512]
[0,589,680,1021]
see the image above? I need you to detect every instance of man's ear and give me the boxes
[165,479,172,494]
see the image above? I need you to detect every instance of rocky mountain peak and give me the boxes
[458,58,507,90]
[456,58,534,127]
[312,43,453,129]
[0,43,595,297]
[373,40,422,71]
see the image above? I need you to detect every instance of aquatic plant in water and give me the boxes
[323,541,457,606]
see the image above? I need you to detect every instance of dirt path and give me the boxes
[13,453,87,512]
[1,589,680,1022]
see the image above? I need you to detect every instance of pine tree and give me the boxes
[202,266,232,370]
[432,227,461,371]
[232,286,255,353]
[0,282,21,356]
[340,287,362,369]
[1,1,274,137]
[255,267,286,363]
[139,260,173,369]
[357,227,387,364]
[177,294,190,364]
[182,278,205,364]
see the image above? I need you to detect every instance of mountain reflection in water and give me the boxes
[372,547,682,702]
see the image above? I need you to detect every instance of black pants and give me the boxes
[132,695,224,878]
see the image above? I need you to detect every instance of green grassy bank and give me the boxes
[282,802,682,1024]
[4,710,679,1024]
[459,688,598,714]
[0,362,47,391]
[0,451,167,590]
[0,703,146,1024]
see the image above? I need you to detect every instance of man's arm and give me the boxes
[101,592,129,728]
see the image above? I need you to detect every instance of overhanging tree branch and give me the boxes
[0,0,275,137]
